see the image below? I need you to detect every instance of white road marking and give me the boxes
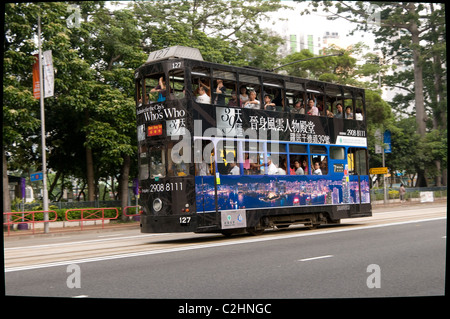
[97,233,124,238]
[4,216,445,273]
[298,255,334,262]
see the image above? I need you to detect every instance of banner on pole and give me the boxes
[42,50,54,98]
[32,50,54,99]
[32,54,40,99]
[383,130,392,154]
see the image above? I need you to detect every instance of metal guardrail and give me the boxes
[123,205,142,218]
[64,207,119,230]
[3,210,58,235]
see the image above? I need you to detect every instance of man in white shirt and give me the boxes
[228,162,240,175]
[267,158,278,175]
[196,86,211,104]
[243,91,260,109]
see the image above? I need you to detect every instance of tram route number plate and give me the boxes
[221,209,247,230]
[179,216,191,225]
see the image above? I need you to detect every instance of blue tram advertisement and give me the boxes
[135,46,371,235]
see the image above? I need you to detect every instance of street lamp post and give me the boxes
[38,12,49,233]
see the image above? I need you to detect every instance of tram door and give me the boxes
[347,148,369,204]
[195,139,218,229]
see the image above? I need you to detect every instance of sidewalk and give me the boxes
[372,197,447,212]
[3,219,141,239]
[3,198,446,239]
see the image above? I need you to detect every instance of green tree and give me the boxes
[3,3,45,212]
[131,0,286,68]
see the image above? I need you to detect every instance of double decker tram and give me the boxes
[135,46,371,236]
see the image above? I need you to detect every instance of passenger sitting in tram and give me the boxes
[290,101,305,114]
[306,98,319,116]
[334,103,344,118]
[312,161,322,175]
[355,107,364,121]
[263,94,276,111]
[345,106,353,119]
[293,160,305,175]
[239,86,249,104]
[227,90,240,107]
[277,158,287,175]
[243,90,260,109]
[266,157,278,175]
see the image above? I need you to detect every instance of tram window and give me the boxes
[311,155,328,175]
[263,78,284,111]
[289,155,309,175]
[267,143,286,153]
[192,66,211,104]
[212,70,237,107]
[168,69,185,100]
[139,146,149,180]
[286,81,306,114]
[216,141,238,175]
[136,80,146,106]
[330,147,345,160]
[355,94,364,121]
[167,141,190,177]
[348,148,368,175]
[306,83,325,116]
[325,85,342,115]
[289,144,307,154]
[146,73,167,103]
[310,145,327,154]
[195,140,214,176]
[149,147,166,179]
[239,74,262,109]
[241,86,262,109]
[267,154,288,175]
[343,88,354,119]
[243,152,264,175]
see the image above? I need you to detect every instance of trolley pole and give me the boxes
[38,12,50,233]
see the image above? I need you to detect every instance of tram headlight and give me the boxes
[153,198,163,212]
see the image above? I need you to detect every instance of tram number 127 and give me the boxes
[180,217,191,225]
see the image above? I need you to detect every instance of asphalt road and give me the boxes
[4,203,446,301]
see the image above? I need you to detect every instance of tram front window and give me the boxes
[168,141,190,177]
[149,147,166,179]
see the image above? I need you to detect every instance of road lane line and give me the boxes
[5,216,446,272]
[298,255,334,262]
